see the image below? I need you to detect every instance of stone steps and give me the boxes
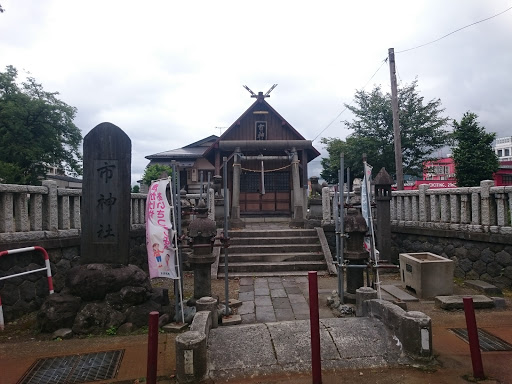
[220,252,324,263]
[230,229,317,238]
[229,236,319,245]
[218,226,329,277]
[218,270,330,279]
[228,243,322,254]
[225,260,327,273]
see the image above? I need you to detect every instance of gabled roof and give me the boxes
[146,135,219,160]
[224,98,306,140]
[204,98,320,160]
[184,135,219,148]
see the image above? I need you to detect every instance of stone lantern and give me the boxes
[344,207,368,300]
[373,167,394,263]
[188,199,217,303]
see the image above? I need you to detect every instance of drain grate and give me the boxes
[18,350,124,384]
[451,328,512,351]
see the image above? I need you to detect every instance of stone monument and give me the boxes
[37,122,172,336]
[81,122,132,264]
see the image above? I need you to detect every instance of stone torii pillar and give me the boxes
[230,147,245,228]
[290,147,304,227]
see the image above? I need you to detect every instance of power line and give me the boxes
[312,58,388,142]
[396,5,512,54]
[312,5,512,142]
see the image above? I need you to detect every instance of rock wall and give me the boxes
[0,230,147,323]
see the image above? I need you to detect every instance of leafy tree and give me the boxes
[0,65,82,184]
[141,164,173,186]
[321,80,450,184]
[131,185,140,193]
[451,112,498,187]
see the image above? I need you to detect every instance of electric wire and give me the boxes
[312,58,388,142]
[309,5,512,142]
[396,5,512,54]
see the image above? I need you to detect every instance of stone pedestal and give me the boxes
[306,197,322,228]
[344,208,369,298]
[188,200,217,303]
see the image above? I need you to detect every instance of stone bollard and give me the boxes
[356,287,377,317]
[400,311,432,360]
[196,296,218,328]
[175,331,207,383]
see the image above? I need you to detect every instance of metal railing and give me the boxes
[0,246,54,330]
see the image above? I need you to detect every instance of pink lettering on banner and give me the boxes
[146,179,176,279]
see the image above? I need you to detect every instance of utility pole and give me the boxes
[388,48,404,190]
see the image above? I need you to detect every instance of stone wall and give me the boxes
[391,226,512,289]
[0,229,147,323]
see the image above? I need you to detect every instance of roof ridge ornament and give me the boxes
[243,84,278,101]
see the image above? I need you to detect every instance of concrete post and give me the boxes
[175,331,207,383]
[480,180,495,226]
[356,287,377,317]
[418,184,429,222]
[230,148,244,227]
[208,188,215,221]
[196,296,218,328]
[321,186,331,225]
[42,180,58,231]
[374,168,393,263]
[290,148,304,227]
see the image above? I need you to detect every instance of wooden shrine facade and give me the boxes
[204,91,320,225]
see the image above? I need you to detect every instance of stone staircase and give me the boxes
[217,227,329,278]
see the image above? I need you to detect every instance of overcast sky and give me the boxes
[1,0,511,184]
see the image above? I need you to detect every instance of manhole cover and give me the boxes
[451,328,512,351]
[18,349,124,384]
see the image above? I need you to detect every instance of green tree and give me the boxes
[131,185,140,193]
[321,80,450,184]
[451,112,498,187]
[0,66,82,184]
[141,164,173,186]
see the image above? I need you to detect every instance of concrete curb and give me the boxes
[176,299,215,383]
[315,227,337,275]
[364,299,433,361]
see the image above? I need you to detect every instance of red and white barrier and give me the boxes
[0,246,54,331]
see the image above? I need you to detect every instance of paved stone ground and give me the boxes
[238,276,335,323]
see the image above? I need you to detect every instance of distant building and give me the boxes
[45,174,83,189]
[145,135,218,194]
[44,165,82,189]
[494,160,512,186]
[423,157,456,181]
[494,136,512,161]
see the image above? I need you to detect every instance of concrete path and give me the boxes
[237,276,335,323]
[207,317,404,381]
